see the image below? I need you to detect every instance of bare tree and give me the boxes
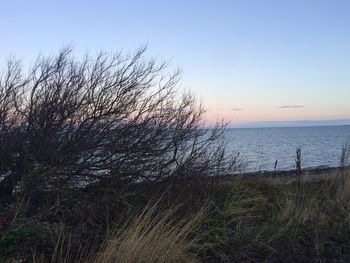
[0,47,240,204]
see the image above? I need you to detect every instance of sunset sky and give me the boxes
[1,0,349,127]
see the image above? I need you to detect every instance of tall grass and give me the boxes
[23,203,205,263]
[335,144,350,202]
[94,203,206,263]
[3,148,350,262]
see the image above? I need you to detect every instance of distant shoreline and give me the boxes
[232,165,346,181]
[227,124,350,129]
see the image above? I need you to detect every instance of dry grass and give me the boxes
[277,193,320,225]
[3,200,212,262]
[5,165,350,262]
[335,144,350,202]
[336,176,350,204]
[25,202,205,263]
[221,183,269,223]
[334,170,350,203]
[93,203,206,263]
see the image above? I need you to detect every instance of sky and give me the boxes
[1,0,350,127]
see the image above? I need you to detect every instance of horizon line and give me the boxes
[226,118,350,129]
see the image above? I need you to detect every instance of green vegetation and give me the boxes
[1,169,350,262]
[200,173,350,262]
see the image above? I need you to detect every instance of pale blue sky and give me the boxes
[1,0,349,126]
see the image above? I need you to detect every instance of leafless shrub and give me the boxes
[0,47,240,207]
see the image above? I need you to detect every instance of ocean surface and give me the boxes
[224,125,350,172]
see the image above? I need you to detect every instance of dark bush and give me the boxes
[0,47,240,208]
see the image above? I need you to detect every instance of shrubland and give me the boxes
[0,48,349,262]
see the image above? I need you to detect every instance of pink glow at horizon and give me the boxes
[0,0,349,128]
[203,105,350,127]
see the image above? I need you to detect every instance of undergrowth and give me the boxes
[1,169,350,262]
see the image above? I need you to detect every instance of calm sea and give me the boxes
[224,125,350,172]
